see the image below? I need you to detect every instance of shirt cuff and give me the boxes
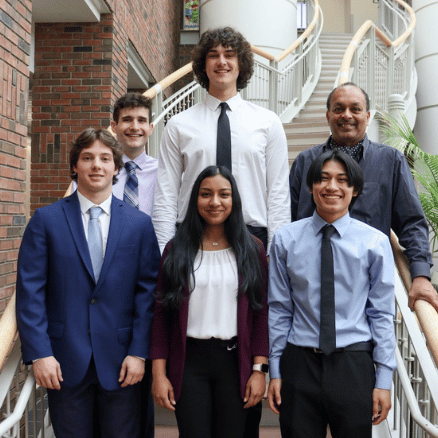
[269,357,281,379]
[409,261,431,280]
[375,364,394,390]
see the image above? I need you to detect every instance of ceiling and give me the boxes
[32,0,110,23]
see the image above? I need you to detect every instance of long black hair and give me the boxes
[160,165,263,311]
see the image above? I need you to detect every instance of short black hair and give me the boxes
[326,82,370,112]
[70,127,123,184]
[113,93,153,123]
[306,150,364,208]
[191,27,254,91]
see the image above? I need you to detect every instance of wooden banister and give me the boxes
[390,231,438,368]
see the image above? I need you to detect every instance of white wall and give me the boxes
[413,0,438,155]
[199,0,297,58]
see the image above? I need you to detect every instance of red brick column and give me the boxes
[0,0,31,312]
[31,16,119,213]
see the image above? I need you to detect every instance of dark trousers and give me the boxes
[175,337,248,438]
[279,343,375,438]
[140,360,155,438]
[48,357,141,438]
[245,225,267,438]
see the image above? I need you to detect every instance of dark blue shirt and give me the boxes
[289,135,432,279]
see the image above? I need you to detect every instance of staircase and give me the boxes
[284,33,353,165]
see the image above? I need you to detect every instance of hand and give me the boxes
[32,356,63,390]
[267,378,282,414]
[243,371,266,408]
[119,356,145,387]
[372,388,391,425]
[408,276,438,312]
[152,374,176,411]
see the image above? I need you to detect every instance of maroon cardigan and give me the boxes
[150,239,269,402]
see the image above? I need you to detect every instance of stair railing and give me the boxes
[389,232,438,437]
[336,0,416,114]
[146,0,323,157]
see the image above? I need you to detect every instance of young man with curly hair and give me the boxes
[153,27,290,258]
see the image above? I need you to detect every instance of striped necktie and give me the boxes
[124,161,139,209]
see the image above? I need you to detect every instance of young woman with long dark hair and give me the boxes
[150,165,269,438]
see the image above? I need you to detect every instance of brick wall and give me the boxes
[107,0,182,91]
[31,1,183,212]
[31,17,118,212]
[0,0,31,312]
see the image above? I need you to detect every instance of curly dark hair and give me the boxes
[113,92,153,122]
[70,127,123,184]
[192,27,254,91]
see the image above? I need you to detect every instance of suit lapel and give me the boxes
[97,195,124,285]
[63,192,95,281]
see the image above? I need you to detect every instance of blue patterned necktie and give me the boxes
[319,224,336,355]
[124,161,139,209]
[88,207,103,282]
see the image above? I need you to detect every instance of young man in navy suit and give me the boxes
[16,127,161,438]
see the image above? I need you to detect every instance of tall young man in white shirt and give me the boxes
[152,27,290,256]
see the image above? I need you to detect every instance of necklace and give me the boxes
[204,236,226,248]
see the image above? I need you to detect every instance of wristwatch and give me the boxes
[252,363,269,373]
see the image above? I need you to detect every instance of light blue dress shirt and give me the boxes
[268,211,396,390]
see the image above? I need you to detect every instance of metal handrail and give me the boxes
[390,230,438,436]
[338,0,416,103]
[0,293,16,370]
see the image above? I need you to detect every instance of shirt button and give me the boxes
[90,299,97,304]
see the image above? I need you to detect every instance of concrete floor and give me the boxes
[155,426,281,437]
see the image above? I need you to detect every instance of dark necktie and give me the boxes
[216,102,232,172]
[319,224,336,355]
[124,161,139,209]
[88,207,103,282]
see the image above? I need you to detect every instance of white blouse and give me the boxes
[186,248,238,340]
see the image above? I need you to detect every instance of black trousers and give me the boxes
[175,337,249,438]
[279,343,375,438]
[48,357,141,438]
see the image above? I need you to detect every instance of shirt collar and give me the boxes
[122,151,147,170]
[205,92,242,112]
[77,190,112,216]
[311,210,351,238]
[323,134,369,161]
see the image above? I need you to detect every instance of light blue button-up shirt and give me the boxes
[268,211,396,390]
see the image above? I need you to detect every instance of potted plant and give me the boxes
[380,113,438,286]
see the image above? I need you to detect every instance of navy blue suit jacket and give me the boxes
[16,192,161,391]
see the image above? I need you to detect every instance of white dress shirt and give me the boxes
[77,190,112,256]
[187,248,238,340]
[152,93,291,252]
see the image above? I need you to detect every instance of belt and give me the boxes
[301,341,373,354]
[187,336,238,351]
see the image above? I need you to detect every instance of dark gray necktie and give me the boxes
[216,102,231,172]
[319,225,336,355]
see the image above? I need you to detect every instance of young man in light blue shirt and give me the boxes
[268,150,396,437]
